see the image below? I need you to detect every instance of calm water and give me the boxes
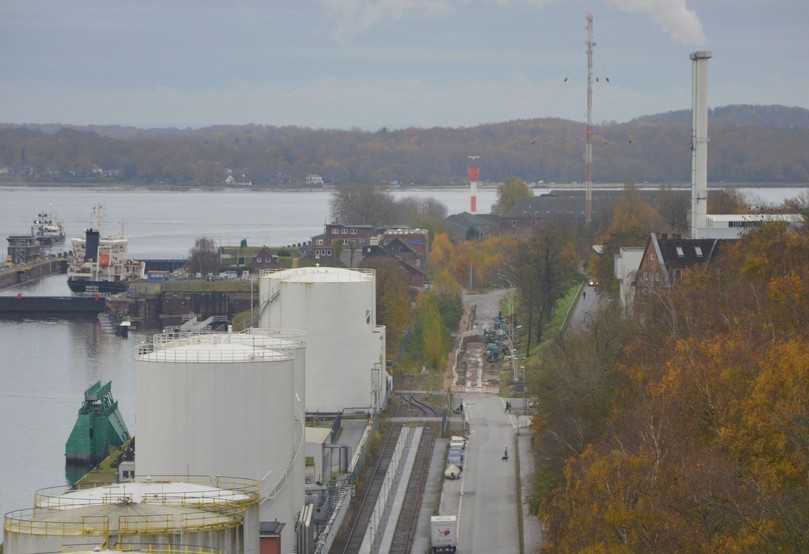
[0,183,806,520]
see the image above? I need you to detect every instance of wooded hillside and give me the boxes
[1,104,808,185]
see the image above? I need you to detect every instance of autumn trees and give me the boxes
[492,177,533,216]
[329,185,448,233]
[536,223,809,553]
[5,106,809,185]
[188,236,219,274]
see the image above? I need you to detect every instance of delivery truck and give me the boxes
[431,515,457,553]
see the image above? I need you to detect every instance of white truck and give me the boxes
[430,515,458,553]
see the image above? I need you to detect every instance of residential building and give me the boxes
[613,246,645,311]
[634,233,728,294]
[305,174,325,186]
[361,244,427,287]
[309,224,429,274]
[250,246,282,272]
[443,212,501,242]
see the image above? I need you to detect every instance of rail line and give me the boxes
[387,426,435,554]
[400,393,440,417]
[333,423,403,554]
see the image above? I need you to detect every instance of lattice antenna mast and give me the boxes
[585,13,594,225]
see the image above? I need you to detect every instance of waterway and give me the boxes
[0,184,806,521]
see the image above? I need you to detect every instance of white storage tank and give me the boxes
[258,267,388,414]
[135,332,305,554]
[3,476,259,554]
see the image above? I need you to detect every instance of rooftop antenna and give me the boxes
[585,12,594,225]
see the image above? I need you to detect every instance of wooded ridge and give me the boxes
[1,104,807,185]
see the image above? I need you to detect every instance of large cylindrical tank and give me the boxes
[259,267,386,414]
[136,332,305,554]
[3,476,259,554]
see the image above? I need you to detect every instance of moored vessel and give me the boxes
[31,211,65,245]
[67,206,144,293]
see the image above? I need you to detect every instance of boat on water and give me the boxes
[31,211,65,245]
[67,206,145,294]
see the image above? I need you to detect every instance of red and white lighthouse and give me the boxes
[467,155,480,213]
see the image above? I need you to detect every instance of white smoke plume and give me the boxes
[322,0,704,45]
[605,0,705,44]
[321,0,453,41]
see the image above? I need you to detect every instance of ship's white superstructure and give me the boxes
[67,206,144,292]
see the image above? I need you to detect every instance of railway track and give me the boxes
[400,393,440,417]
[333,422,403,554]
[388,425,435,554]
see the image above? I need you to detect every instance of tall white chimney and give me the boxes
[690,51,712,238]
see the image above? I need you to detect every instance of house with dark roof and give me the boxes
[443,212,502,242]
[361,245,427,287]
[634,233,730,292]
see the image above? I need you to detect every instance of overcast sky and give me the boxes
[0,0,806,129]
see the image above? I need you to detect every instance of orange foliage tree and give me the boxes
[538,222,809,553]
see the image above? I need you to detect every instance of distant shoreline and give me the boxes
[1,180,808,192]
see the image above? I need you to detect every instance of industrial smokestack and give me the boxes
[690,50,711,238]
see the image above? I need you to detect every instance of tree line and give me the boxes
[2,104,809,185]
[531,221,809,552]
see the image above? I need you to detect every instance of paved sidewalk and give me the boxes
[518,431,544,553]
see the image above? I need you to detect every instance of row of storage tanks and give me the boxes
[4,267,390,554]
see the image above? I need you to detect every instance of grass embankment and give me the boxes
[161,279,251,293]
[528,280,583,359]
[498,281,583,395]
[231,308,255,331]
[75,437,134,488]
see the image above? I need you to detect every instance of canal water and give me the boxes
[0,184,806,520]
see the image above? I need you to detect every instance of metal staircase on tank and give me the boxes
[255,288,280,326]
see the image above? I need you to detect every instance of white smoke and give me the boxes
[321,0,453,41]
[321,0,705,45]
[605,0,705,44]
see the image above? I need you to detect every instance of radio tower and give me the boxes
[585,13,594,225]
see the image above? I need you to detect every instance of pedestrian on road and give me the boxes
[583,291,587,299]
[502,447,509,460]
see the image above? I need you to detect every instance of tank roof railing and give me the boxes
[258,266,375,279]
[3,512,110,537]
[136,332,296,363]
[33,475,260,511]
[4,509,245,536]
[59,544,221,554]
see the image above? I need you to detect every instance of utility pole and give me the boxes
[585,13,594,226]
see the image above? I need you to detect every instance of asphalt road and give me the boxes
[568,283,601,330]
[463,289,508,329]
[458,393,520,554]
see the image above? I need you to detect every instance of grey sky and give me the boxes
[0,0,806,129]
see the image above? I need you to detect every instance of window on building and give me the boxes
[326,249,332,256]
[694,246,703,257]
[256,257,262,263]
[676,246,684,257]
[343,240,349,246]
